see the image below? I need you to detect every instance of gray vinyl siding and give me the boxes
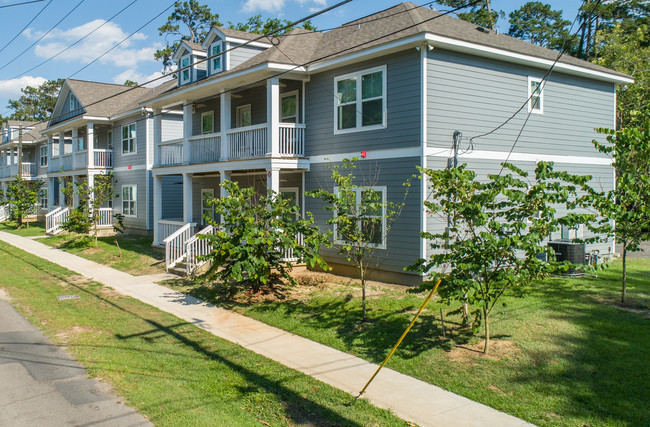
[305,49,421,157]
[305,158,422,276]
[162,114,183,141]
[192,99,221,135]
[52,91,83,125]
[426,49,615,158]
[231,86,266,127]
[112,116,147,169]
[228,43,266,70]
[114,169,148,230]
[161,175,183,219]
[35,143,48,177]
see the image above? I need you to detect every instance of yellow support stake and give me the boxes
[356,278,442,399]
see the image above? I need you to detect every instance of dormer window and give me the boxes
[69,93,74,111]
[180,54,191,84]
[211,41,223,73]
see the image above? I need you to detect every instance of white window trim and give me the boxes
[333,65,387,135]
[528,76,544,114]
[122,184,137,217]
[69,93,74,111]
[39,145,48,167]
[201,188,214,223]
[210,41,223,74]
[201,111,215,135]
[180,54,192,84]
[40,188,48,208]
[332,185,387,249]
[236,104,252,128]
[121,123,137,155]
[280,90,299,123]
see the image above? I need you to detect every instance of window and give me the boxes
[39,145,48,167]
[107,130,113,149]
[201,189,214,223]
[121,123,136,154]
[334,66,386,133]
[528,77,544,114]
[40,188,48,208]
[77,136,85,151]
[69,93,75,111]
[122,185,136,216]
[180,54,191,84]
[201,111,214,134]
[280,91,298,123]
[211,41,223,73]
[333,186,386,248]
[236,105,252,127]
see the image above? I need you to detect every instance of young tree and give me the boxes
[308,159,408,322]
[2,176,43,229]
[201,180,329,289]
[436,0,502,30]
[409,162,593,354]
[154,0,221,71]
[6,79,63,122]
[508,2,572,51]
[587,121,650,303]
[61,173,123,247]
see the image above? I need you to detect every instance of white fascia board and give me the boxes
[423,33,634,84]
[151,157,309,176]
[225,37,272,48]
[43,116,110,135]
[110,108,142,121]
[310,147,421,164]
[425,146,613,166]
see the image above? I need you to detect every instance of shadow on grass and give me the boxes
[2,245,385,427]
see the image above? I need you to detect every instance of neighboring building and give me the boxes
[41,79,182,234]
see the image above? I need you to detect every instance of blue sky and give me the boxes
[0,0,582,117]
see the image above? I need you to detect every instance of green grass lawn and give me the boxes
[38,233,165,276]
[0,240,405,426]
[166,260,650,426]
[0,220,46,237]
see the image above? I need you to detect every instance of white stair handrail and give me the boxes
[186,225,217,275]
[48,207,69,235]
[45,207,62,233]
[163,222,193,272]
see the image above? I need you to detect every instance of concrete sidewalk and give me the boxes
[0,289,151,426]
[0,231,531,427]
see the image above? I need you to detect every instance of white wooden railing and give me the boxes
[62,153,73,170]
[157,219,186,245]
[72,151,87,169]
[189,133,221,164]
[227,124,267,160]
[281,233,305,263]
[96,208,113,227]
[46,207,69,235]
[163,222,194,272]
[159,139,184,166]
[278,123,305,157]
[0,204,9,222]
[185,225,217,274]
[94,149,113,168]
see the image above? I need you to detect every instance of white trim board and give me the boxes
[425,147,613,165]
[309,147,421,164]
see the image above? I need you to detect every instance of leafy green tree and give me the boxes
[201,180,329,289]
[61,173,123,247]
[436,0,502,30]
[6,79,63,122]
[154,0,221,71]
[308,159,408,322]
[587,121,650,303]
[123,80,139,87]
[409,162,592,354]
[508,2,572,51]
[228,14,316,35]
[2,176,43,229]
[594,23,649,128]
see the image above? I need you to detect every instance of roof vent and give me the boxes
[476,27,490,33]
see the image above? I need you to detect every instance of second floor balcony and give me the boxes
[49,148,113,173]
[156,122,305,167]
[0,162,36,179]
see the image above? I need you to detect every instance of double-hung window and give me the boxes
[121,123,136,154]
[528,77,544,114]
[280,91,298,123]
[211,41,223,73]
[122,185,136,217]
[334,66,386,133]
[180,54,191,84]
[40,188,48,208]
[39,145,48,167]
[201,111,214,134]
[201,188,214,223]
[333,186,386,248]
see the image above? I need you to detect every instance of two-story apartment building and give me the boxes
[42,79,183,234]
[140,2,631,281]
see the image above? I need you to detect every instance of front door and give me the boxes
[201,188,215,225]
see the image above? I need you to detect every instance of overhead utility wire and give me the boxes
[0,0,52,55]
[0,0,44,9]
[0,0,86,73]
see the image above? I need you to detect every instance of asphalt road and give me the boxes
[0,292,151,427]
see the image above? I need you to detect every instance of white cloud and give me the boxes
[112,70,172,88]
[0,76,47,98]
[243,0,326,13]
[31,20,158,69]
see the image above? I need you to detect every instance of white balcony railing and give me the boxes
[62,153,73,170]
[278,123,305,157]
[72,151,87,169]
[189,133,221,164]
[0,162,36,178]
[159,139,184,166]
[228,124,268,160]
[94,149,113,168]
[96,207,114,227]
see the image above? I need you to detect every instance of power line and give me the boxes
[0,0,44,9]
[0,0,52,56]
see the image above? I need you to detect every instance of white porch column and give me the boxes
[266,77,280,156]
[58,132,64,158]
[153,175,163,244]
[183,103,192,164]
[58,178,65,207]
[71,128,78,169]
[267,168,280,196]
[87,123,94,168]
[47,177,55,208]
[72,175,79,207]
[87,172,95,204]
[220,92,231,161]
[46,135,53,168]
[8,148,14,165]
[153,108,162,166]
[182,172,193,223]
